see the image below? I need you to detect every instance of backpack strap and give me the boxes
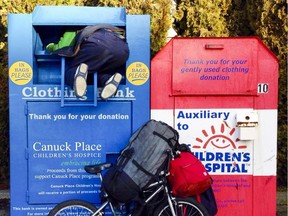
[132,159,154,177]
[153,131,179,154]
[153,131,175,148]
[117,148,134,169]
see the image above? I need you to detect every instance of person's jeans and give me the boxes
[65,29,129,87]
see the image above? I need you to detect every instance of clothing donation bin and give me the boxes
[8,6,150,215]
[151,37,278,215]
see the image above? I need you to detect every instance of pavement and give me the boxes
[0,190,287,215]
[0,190,9,216]
[277,190,288,216]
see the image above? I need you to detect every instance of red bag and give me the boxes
[168,152,212,197]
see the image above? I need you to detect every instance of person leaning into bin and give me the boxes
[46,24,129,99]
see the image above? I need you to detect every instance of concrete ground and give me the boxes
[0,190,287,215]
[0,190,9,216]
[277,190,288,216]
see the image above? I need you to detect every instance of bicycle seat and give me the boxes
[84,163,113,174]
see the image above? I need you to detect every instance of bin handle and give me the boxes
[205,44,224,49]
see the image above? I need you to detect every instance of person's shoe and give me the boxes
[101,73,122,100]
[74,63,88,98]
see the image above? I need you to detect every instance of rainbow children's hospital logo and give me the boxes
[176,109,252,175]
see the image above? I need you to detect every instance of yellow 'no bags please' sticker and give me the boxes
[9,61,33,85]
[126,62,149,85]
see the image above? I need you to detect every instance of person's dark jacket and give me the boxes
[51,24,125,57]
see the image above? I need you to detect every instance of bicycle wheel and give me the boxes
[48,199,99,216]
[154,197,210,216]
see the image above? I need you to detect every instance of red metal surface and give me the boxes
[151,37,278,215]
[151,37,278,110]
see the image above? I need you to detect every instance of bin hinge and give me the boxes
[26,191,30,202]
[25,148,29,160]
[24,104,28,116]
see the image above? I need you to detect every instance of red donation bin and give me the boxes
[151,37,278,215]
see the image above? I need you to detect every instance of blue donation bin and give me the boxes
[8,6,150,215]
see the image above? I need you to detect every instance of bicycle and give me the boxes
[48,153,210,216]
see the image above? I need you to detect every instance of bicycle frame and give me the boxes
[90,160,178,216]
[141,171,177,216]
[49,150,189,216]
[96,180,177,216]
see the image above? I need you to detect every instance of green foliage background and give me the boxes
[0,0,286,187]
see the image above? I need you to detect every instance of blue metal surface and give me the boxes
[32,6,126,26]
[8,5,150,215]
[27,101,132,204]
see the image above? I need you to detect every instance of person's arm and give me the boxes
[46,31,77,53]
